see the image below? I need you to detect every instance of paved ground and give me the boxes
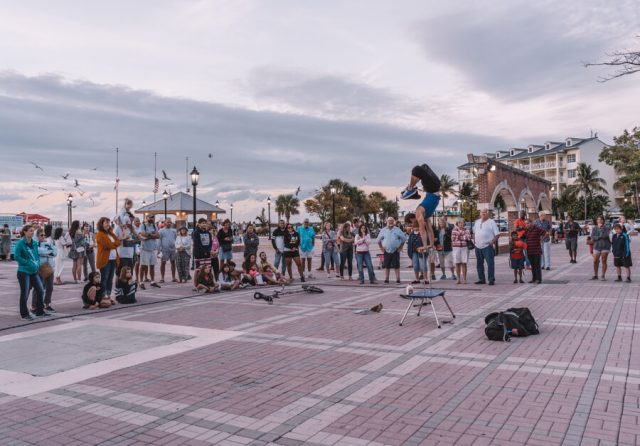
[0,238,637,445]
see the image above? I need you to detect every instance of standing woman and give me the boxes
[590,215,611,281]
[283,223,305,282]
[354,224,376,284]
[339,221,355,280]
[82,223,96,281]
[36,225,57,312]
[451,218,471,284]
[209,226,221,281]
[15,225,46,320]
[175,226,192,283]
[321,222,340,278]
[67,220,86,284]
[95,217,121,303]
[1,224,11,261]
[53,227,67,284]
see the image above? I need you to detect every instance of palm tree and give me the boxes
[275,194,300,223]
[457,182,477,221]
[566,163,607,220]
[439,174,458,214]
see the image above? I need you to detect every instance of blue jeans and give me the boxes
[412,252,425,275]
[274,251,286,274]
[323,249,340,272]
[18,271,44,317]
[475,246,495,283]
[541,241,551,268]
[100,259,117,297]
[355,251,375,283]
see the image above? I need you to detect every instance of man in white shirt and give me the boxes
[473,209,500,285]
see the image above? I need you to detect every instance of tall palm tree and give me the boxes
[457,182,477,222]
[566,163,607,220]
[275,194,300,223]
[439,174,458,214]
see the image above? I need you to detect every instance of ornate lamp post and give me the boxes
[267,197,272,240]
[67,194,73,228]
[190,167,199,269]
[162,190,169,220]
[330,187,336,228]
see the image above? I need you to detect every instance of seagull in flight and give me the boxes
[37,186,48,191]
[30,162,45,172]
[61,173,70,180]
[74,179,80,187]
[208,153,212,158]
[91,167,98,171]
[295,186,301,196]
[162,170,171,181]
[363,176,367,182]
[35,193,48,200]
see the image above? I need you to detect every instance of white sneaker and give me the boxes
[327,274,331,279]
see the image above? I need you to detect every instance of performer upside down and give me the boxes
[402,163,440,251]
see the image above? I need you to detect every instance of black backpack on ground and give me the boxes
[484,307,539,342]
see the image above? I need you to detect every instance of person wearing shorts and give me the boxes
[590,216,611,281]
[451,217,471,284]
[564,216,580,263]
[283,223,305,281]
[376,217,406,284]
[611,223,632,282]
[139,215,161,289]
[434,217,455,280]
[297,219,316,279]
[401,164,440,252]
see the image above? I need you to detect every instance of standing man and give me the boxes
[192,217,213,273]
[272,220,287,275]
[138,214,161,290]
[535,211,552,270]
[297,218,316,279]
[565,215,580,263]
[525,218,547,284]
[36,225,57,312]
[243,223,260,260]
[159,219,177,283]
[473,209,500,285]
[376,217,407,284]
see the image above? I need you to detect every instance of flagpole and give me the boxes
[115,147,119,216]
[185,156,189,194]
[154,151,158,202]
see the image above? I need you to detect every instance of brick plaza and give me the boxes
[0,240,637,445]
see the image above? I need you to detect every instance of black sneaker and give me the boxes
[35,312,51,317]
[150,282,161,288]
[21,315,34,321]
[474,281,486,285]
[615,277,622,282]
[44,306,56,313]
[139,283,146,290]
[300,276,306,282]
[627,277,632,282]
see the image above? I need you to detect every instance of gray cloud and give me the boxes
[244,67,424,121]
[414,1,634,100]
[0,71,508,196]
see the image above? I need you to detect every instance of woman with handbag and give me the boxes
[15,224,47,320]
[67,220,86,284]
[82,223,96,281]
[451,217,472,284]
[35,225,57,312]
[95,217,121,303]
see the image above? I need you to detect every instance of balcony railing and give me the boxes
[530,161,562,170]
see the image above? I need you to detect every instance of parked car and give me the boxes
[634,219,640,232]
[495,218,509,232]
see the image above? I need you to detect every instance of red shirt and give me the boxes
[514,219,527,239]
[510,240,527,259]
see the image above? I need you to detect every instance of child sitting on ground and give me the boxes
[114,266,138,304]
[611,223,632,282]
[82,271,110,309]
[509,231,527,284]
[218,263,242,290]
[195,264,219,293]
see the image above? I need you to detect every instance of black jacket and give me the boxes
[217,228,233,252]
[434,224,454,252]
[192,227,212,259]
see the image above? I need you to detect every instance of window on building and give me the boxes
[568,169,576,178]
[567,154,576,163]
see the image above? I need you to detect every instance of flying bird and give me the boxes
[30,162,45,172]
[208,153,212,158]
[91,167,98,171]
[295,186,301,196]
[78,190,86,196]
[363,176,367,182]
[37,186,48,191]
[74,179,80,187]
[61,173,70,179]
[35,193,48,200]
[162,170,171,181]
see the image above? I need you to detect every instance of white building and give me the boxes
[457,136,622,207]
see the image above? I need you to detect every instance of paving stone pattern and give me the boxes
[0,240,637,445]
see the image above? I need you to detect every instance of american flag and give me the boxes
[113,177,120,191]
[153,177,159,193]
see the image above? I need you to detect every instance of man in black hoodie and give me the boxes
[271,220,287,274]
[192,218,212,270]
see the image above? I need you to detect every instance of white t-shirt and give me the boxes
[473,218,499,249]
[108,234,118,260]
[115,226,134,258]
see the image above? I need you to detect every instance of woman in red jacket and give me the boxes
[95,217,121,304]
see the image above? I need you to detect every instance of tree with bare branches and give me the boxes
[585,38,640,82]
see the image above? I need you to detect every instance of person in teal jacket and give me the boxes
[14,225,47,320]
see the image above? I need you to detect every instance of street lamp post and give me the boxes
[190,167,199,269]
[330,187,336,228]
[162,190,169,220]
[230,203,234,225]
[267,197,272,240]
[67,194,73,228]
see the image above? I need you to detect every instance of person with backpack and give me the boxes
[611,223,632,282]
[509,231,527,284]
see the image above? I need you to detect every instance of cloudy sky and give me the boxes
[0,0,638,223]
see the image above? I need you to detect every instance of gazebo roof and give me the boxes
[134,192,226,215]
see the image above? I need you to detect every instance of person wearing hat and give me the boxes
[297,218,316,279]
